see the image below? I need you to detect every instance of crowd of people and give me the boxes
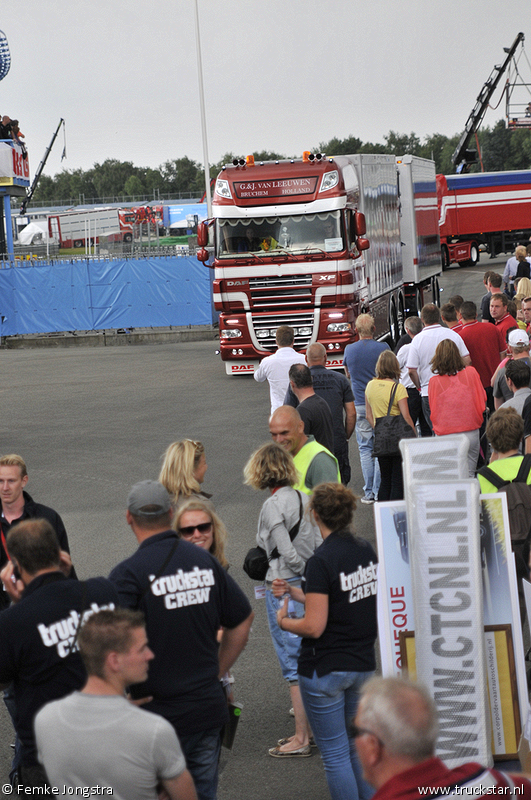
[3,250,531,800]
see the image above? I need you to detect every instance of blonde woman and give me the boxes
[244,442,320,758]
[173,498,228,569]
[159,439,212,512]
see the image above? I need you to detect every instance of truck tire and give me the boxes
[73,240,83,248]
[441,245,450,271]
[466,243,479,267]
[389,300,399,347]
[431,277,441,307]
[123,233,133,243]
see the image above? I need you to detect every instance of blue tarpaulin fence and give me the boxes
[0,257,213,335]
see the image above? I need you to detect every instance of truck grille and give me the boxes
[249,274,312,309]
[252,311,315,352]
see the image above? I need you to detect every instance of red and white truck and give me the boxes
[436,169,531,269]
[47,207,133,249]
[197,152,441,375]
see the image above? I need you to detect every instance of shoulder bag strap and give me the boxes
[386,381,399,416]
[270,491,304,561]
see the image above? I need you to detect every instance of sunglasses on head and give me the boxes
[178,522,213,537]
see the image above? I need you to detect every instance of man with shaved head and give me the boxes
[269,406,340,494]
[284,343,355,483]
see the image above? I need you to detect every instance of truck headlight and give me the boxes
[220,329,242,339]
[327,322,351,332]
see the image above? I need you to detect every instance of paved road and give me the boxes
[0,255,507,799]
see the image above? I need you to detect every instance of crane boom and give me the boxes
[452,32,524,172]
[20,118,64,215]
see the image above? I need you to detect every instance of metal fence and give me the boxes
[26,191,202,211]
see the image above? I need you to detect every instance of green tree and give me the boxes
[123,174,144,196]
[161,156,203,195]
[317,135,363,156]
[383,131,422,155]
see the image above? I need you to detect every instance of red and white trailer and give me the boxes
[436,170,531,268]
[198,152,441,374]
[48,207,133,249]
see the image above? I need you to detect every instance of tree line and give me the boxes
[32,120,531,205]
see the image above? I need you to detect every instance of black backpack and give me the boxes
[478,455,531,612]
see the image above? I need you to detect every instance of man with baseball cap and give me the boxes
[493,328,531,409]
[109,481,253,800]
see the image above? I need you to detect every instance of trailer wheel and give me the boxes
[441,245,450,271]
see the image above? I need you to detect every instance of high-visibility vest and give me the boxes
[293,439,340,495]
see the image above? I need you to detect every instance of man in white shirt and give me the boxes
[35,608,197,800]
[254,325,306,414]
[407,304,470,433]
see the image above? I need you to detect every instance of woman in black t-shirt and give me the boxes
[273,483,377,800]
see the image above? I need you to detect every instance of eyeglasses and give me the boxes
[178,522,213,538]
[350,724,384,746]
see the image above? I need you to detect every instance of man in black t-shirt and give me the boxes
[288,363,335,454]
[0,518,118,788]
[285,343,355,484]
[109,480,253,800]
[0,453,74,611]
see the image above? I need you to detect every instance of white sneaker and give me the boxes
[360,495,375,505]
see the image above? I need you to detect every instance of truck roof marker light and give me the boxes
[303,151,311,162]
[246,155,255,167]
[232,158,245,167]
[319,170,339,192]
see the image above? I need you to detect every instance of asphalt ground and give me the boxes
[0,254,509,800]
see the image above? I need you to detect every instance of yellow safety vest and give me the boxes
[293,438,341,495]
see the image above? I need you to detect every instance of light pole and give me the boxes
[194,0,212,218]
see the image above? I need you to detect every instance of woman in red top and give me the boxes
[428,340,486,477]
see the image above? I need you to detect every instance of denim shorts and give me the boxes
[265,583,305,683]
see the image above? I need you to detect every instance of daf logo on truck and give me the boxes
[227,280,247,286]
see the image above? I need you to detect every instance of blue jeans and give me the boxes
[179,727,222,800]
[266,584,304,682]
[299,670,374,800]
[355,405,380,499]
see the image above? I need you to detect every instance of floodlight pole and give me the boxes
[194,0,212,218]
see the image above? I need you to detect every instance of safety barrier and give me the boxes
[0,256,212,335]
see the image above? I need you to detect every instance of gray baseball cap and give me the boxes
[127,480,172,516]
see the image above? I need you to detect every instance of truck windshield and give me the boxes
[215,211,344,258]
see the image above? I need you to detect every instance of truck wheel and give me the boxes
[467,243,479,266]
[389,300,399,347]
[73,240,83,248]
[123,233,133,243]
[432,277,441,307]
[441,245,450,271]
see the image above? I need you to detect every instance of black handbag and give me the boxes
[243,491,304,581]
[372,382,416,458]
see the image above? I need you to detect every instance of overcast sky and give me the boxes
[2,1,530,180]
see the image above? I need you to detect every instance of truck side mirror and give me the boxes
[197,221,208,247]
[357,237,370,251]
[355,211,366,237]
[197,247,211,264]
